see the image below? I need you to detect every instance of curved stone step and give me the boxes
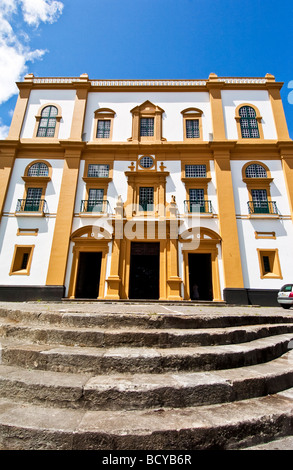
[1,350,293,410]
[0,390,293,450]
[1,333,293,374]
[1,307,293,330]
[2,320,293,348]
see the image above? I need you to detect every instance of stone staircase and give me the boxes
[1,304,293,450]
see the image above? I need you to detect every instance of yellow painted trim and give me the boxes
[33,103,62,140]
[213,152,244,289]
[268,86,290,140]
[93,108,115,142]
[235,103,264,140]
[181,228,221,301]
[8,86,31,140]
[257,248,282,279]
[46,153,81,286]
[128,100,166,143]
[255,231,276,239]
[181,108,203,141]
[17,228,39,236]
[9,244,34,276]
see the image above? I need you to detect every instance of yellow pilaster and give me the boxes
[213,147,244,289]
[46,147,82,286]
[0,145,16,221]
[105,238,121,299]
[279,145,293,221]
[8,77,32,140]
[69,76,90,141]
[266,75,290,141]
[207,73,226,141]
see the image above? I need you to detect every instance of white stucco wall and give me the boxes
[20,89,76,139]
[221,90,277,140]
[0,158,64,285]
[230,159,293,289]
[83,91,213,142]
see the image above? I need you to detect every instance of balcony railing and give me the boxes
[16,199,47,213]
[247,201,278,215]
[184,200,212,213]
[80,199,109,213]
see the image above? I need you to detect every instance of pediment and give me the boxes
[130,100,164,115]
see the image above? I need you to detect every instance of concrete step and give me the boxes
[1,307,293,329]
[1,333,293,374]
[1,351,293,411]
[0,390,293,450]
[2,319,293,348]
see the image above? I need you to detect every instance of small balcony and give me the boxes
[16,198,48,215]
[80,199,109,214]
[184,200,212,214]
[247,200,278,215]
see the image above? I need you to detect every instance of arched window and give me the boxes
[245,164,267,178]
[37,105,58,137]
[239,106,260,138]
[27,162,49,177]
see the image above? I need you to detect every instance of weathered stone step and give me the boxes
[1,351,293,411]
[1,334,293,374]
[1,390,293,449]
[1,307,293,330]
[2,320,293,348]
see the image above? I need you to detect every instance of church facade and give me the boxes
[0,72,292,305]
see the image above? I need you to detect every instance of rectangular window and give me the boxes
[185,165,207,178]
[140,118,154,137]
[87,164,109,178]
[251,189,269,213]
[97,120,111,138]
[139,187,154,211]
[10,245,34,275]
[87,188,104,212]
[189,188,206,212]
[257,249,282,279]
[186,119,200,138]
[25,188,42,212]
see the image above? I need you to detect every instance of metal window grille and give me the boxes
[189,189,204,202]
[185,165,207,178]
[140,118,154,136]
[37,106,58,137]
[139,187,154,210]
[239,106,260,138]
[27,163,49,177]
[86,188,104,212]
[245,164,267,178]
[25,188,42,211]
[186,119,200,138]
[97,120,111,138]
[87,164,109,177]
[88,189,104,200]
[139,156,154,168]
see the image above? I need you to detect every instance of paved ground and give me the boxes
[1,300,293,317]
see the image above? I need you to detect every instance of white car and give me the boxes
[277,284,293,309]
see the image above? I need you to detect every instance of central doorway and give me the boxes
[129,242,160,299]
[75,251,102,298]
[188,253,213,301]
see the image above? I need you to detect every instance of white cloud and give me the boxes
[0,0,64,138]
[20,0,64,27]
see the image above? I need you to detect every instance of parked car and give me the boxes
[277,284,293,309]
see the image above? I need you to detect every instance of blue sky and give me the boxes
[1,0,293,137]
